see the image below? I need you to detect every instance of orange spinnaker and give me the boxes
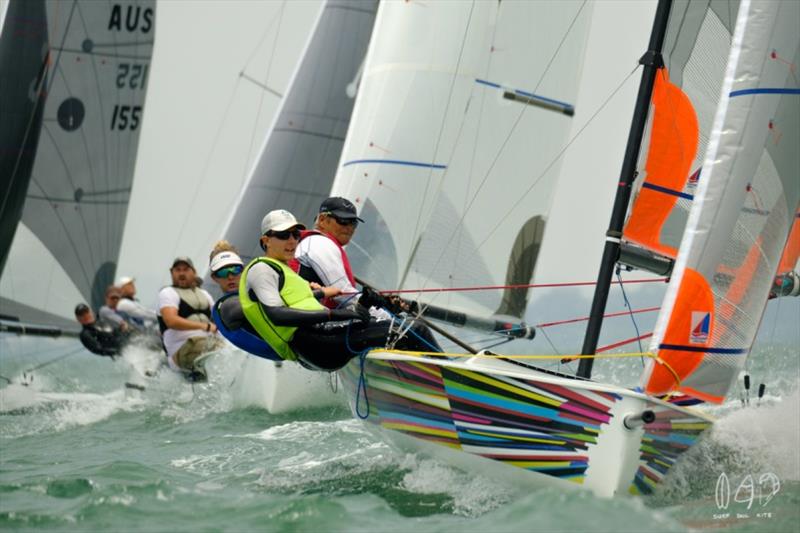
[646,269,716,400]
[625,69,699,258]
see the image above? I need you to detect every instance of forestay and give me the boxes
[642,0,800,402]
[330,1,593,321]
[217,0,376,264]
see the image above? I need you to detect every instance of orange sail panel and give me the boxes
[777,207,800,274]
[625,70,699,258]
[645,269,716,400]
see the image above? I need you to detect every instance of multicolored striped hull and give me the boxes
[340,351,713,498]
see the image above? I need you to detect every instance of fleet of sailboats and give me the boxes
[1,0,798,501]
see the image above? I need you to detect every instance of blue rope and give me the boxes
[343,318,371,419]
[616,268,644,365]
[355,350,371,419]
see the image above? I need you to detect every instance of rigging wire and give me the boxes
[475,63,641,251]
[405,1,590,305]
[192,1,289,262]
[615,267,645,362]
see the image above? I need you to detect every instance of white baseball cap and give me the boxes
[260,209,305,234]
[116,276,135,287]
[210,251,244,273]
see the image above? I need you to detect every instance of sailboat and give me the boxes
[330,0,798,498]
[0,0,156,410]
[1,0,155,333]
[215,0,377,414]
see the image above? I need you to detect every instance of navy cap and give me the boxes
[319,197,364,222]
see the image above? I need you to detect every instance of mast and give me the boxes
[577,0,673,379]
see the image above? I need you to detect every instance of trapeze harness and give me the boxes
[289,230,355,309]
[157,286,212,334]
[212,293,282,362]
[239,257,442,371]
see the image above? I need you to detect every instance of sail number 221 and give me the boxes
[110,105,142,131]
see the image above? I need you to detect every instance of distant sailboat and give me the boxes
[0,0,155,335]
[333,0,798,498]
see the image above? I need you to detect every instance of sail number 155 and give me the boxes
[110,105,142,131]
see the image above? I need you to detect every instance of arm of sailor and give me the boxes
[309,282,342,301]
[117,298,157,321]
[296,235,358,305]
[160,306,216,332]
[157,287,216,332]
[263,304,369,326]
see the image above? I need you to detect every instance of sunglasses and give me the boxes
[213,264,244,278]
[109,295,121,300]
[323,213,358,227]
[267,228,302,240]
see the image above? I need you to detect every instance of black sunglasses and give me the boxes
[323,213,358,227]
[267,228,302,240]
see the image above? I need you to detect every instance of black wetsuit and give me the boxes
[79,319,127,357]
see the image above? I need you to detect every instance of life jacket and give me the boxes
[288,229,355,308]
[239,257,324,361]
[157,286,212,334]
[212,293,282,361]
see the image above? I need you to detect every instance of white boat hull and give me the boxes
[231,354,342,414]
[340,351,714,498]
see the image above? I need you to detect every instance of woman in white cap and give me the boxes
[208,241,282,361]
[238,209,440,371]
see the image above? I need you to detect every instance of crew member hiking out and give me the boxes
[157,256,223,381]
[74,303,129,357]
[207,241,281,361]
[240,209,441,371]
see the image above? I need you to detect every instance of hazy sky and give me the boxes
[117,0,322,305]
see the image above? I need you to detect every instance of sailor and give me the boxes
[293,196,409,314]
[115,276,158,332]
[98,286,130,332]
[240,209,441,371]
[157,256,223,380]
[74,303,128,357]
[207,241,281,361]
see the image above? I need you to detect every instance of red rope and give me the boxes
[536,306,660,328]
[597,332,653,353]
[560,332,653,363]
[373,277,667,295]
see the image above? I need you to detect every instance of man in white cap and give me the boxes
[115,275,157,331]
[157,256,223,380]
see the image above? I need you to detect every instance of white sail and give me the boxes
[642,0,800,402]
[330,0,593,319]
[1,0,155,326]
[217,0,377,267]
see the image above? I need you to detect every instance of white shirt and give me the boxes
[99,305,126,326]
[245,262,285,307]
[117,297,157,326]
[294,233,358,307]
[157,286,215,358]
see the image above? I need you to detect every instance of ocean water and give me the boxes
[1,334,798,532]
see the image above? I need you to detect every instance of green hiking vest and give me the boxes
[239,257,323,361]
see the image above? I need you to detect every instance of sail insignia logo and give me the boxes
[690,312,711,344]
